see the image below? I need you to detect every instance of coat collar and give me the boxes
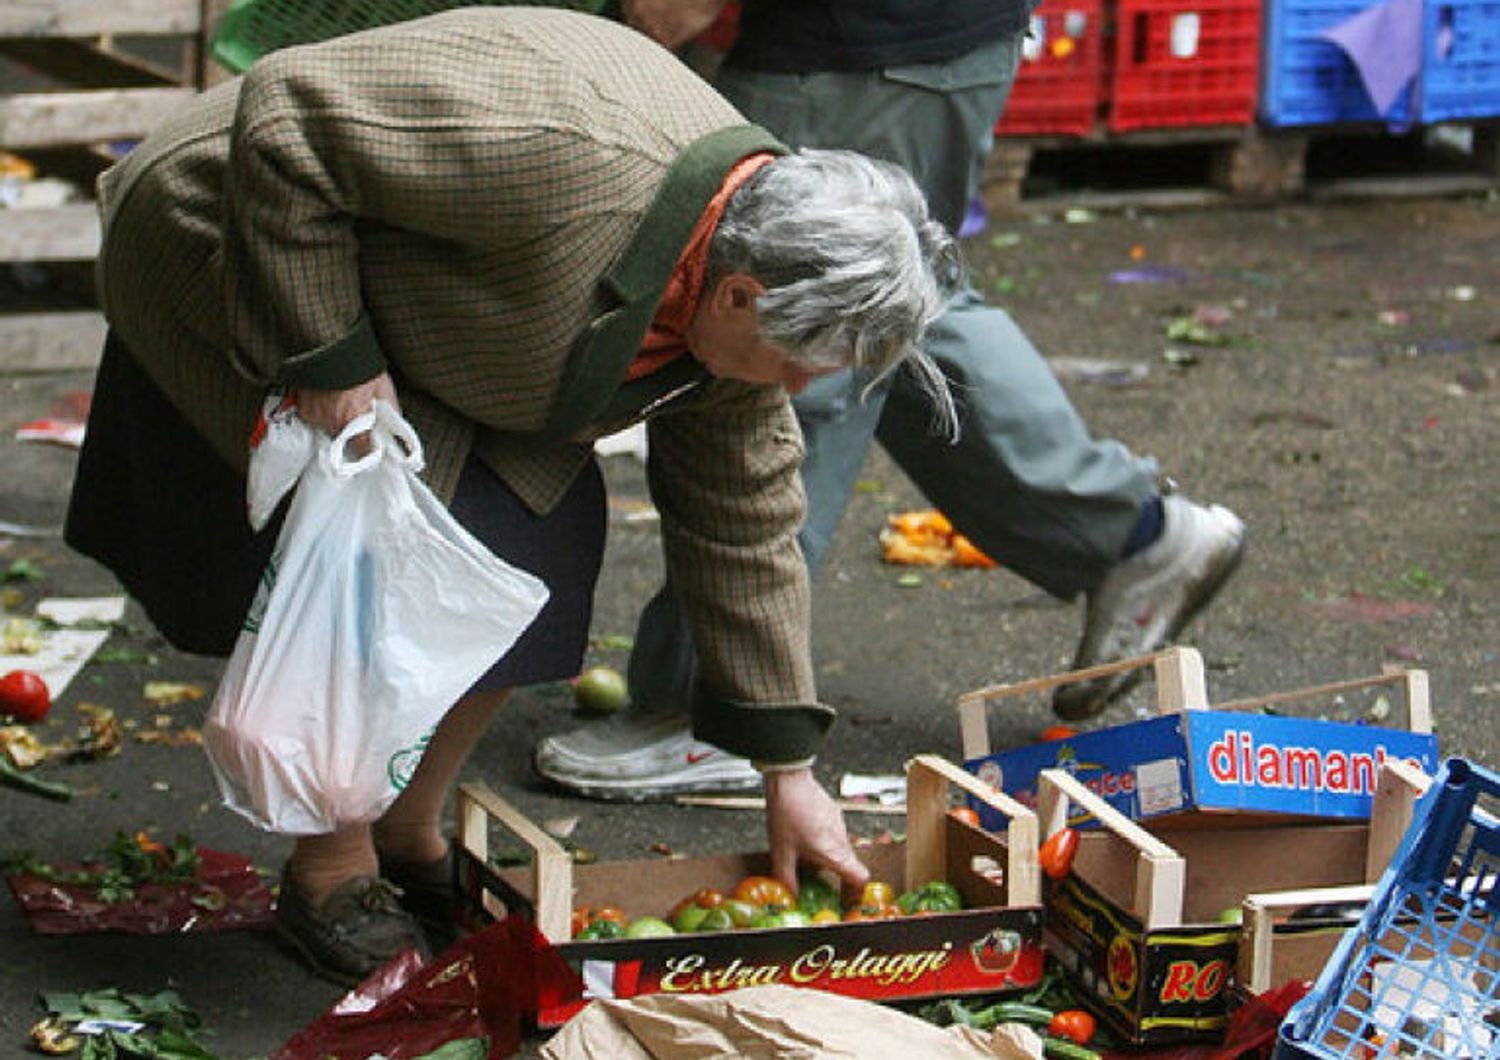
[541,124,786,440]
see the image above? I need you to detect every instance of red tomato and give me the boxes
[948,806,981,827]
[1049,1009,1097,1045]
[1039,827,1080,880]
[0,670,50,723]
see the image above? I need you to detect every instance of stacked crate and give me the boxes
[1262,0,1500,125]
[0,0,206,372]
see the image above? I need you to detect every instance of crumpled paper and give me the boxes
[540,983,1014,1059]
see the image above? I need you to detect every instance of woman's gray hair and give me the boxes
[708,148,963,437]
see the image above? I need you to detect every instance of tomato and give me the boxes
[810,909,840,925]
[570,905,624,935]
[856,881,895,910]
[1039,827,1080,880]
[842,903,901,921]
[733,875,794,912]
[0,670,50,723]
[1039,724,1079,743]
[948,806,981,827]
[689,888,724,909]
[1048,1009,1097,1045]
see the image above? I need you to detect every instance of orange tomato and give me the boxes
[590,905,628,926]
[842,903,902,921]
[948,806,982,827]
[857,881,896,909]
[733,875,794,912]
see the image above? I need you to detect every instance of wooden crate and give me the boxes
[0,0,218,372]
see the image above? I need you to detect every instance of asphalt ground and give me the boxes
[2,190,1498,1057]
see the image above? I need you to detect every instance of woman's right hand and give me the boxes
[294,372,399,437]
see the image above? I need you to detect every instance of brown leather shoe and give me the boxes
[380,846,461,955]
[275,870,430,986]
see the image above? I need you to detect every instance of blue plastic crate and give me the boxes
[1261,0,1417,125]
[1421,0,1500,121]
[1275,757,1500,1060]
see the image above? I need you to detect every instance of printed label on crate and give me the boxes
[1045,874,1236,1045]
[537,909,1046,1027]
[966,710,1439,827]
[1184,712,1438,816]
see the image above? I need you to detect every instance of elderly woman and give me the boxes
[65,7,958,983]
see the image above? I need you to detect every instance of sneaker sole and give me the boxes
[533,755,763,802]
[1053,529,1247,722]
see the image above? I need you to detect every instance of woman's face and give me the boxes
[687,275,845,395]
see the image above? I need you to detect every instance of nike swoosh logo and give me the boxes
[685,751,715,764]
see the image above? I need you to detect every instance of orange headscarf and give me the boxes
[627,152,775,381]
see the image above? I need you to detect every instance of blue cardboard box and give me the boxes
[960,649,1440,828]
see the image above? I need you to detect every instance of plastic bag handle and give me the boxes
[322,401,426,479]
[323,411,384,478]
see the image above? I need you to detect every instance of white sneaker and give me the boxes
[533,712,761,801]
[1052,495,1245,721]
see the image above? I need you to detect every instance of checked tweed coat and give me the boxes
[90,7,835,762]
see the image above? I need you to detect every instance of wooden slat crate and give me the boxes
[0,0,215,373]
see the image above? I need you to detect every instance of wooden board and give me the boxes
[0,0,201,37]
[0,311,105,373]
[0,202,99,262]
[0,86,195,149]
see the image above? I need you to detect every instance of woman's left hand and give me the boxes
[295,372,399,437]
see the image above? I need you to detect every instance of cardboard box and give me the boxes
[1032,761,1428,1045]
[453,756,1047,1028]
[960,647,1440,827]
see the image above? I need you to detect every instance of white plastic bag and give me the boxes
[203,401,549,835]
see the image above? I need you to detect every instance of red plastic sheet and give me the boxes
[273,916,584,1060]
[4,847,275,935]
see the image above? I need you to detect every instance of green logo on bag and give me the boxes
[388,728,434,791]
[242,553,280,634]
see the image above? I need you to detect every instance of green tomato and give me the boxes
[750,912,785,930]
[698,907,735,933]
[1216,906,1244,926]
[623,916,677,938]
[796,874,841,916]
[722,899,760,928]
[777,910,811,928]
[672,903,712,933]
[576,918,625,940]
[573,666,629,714]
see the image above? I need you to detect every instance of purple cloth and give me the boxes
[1318,0,1424,116]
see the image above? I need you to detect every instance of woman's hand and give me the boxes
[294,372,399,437]
[765,767,870,894]
[623,0,728,50]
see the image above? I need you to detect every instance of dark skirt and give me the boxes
[65,333,605,689]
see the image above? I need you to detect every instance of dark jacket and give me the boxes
[726,0,1033,73]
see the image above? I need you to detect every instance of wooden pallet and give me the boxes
[0,0,229,373]
[981,118,1500,215]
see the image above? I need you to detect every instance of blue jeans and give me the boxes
[627,34,1157,714]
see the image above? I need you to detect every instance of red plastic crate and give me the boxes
[1108,0,1262,131]
[998,0,1107,135]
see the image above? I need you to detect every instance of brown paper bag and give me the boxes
[539,984,1025,1059]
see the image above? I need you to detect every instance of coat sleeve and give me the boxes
[646,382,836,764]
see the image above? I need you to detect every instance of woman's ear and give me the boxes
[712,273,765,315]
